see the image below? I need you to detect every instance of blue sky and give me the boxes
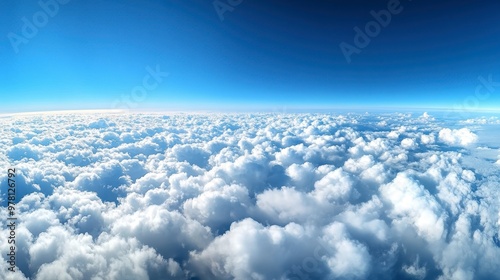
[2,0,500,112]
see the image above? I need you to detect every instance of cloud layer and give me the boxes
[1,112,499,280]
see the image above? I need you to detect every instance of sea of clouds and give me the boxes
[0,112,499,280]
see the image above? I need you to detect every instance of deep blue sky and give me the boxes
[2,0,500,112]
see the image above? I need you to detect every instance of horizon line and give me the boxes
[1,106,500,116]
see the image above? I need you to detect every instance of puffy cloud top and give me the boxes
[438,128,478,146]
[0,112,498,280]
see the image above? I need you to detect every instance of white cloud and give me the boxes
[420,133,435,145]
[438,128,478,146]
[256,187,321,224]
[188,218,310,280]
[321,222,372,278]
[401,138,417,149]
[402,256,427,280]
[420,112,434,121]
[0,112,498,279]
[183,183,251,230]
[380,172,446,242]
[312,168,357,203]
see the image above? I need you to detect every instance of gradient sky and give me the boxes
[2,0,500,112]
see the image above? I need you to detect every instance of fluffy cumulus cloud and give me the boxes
[438,128,478,146]
[0,111,499,280]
